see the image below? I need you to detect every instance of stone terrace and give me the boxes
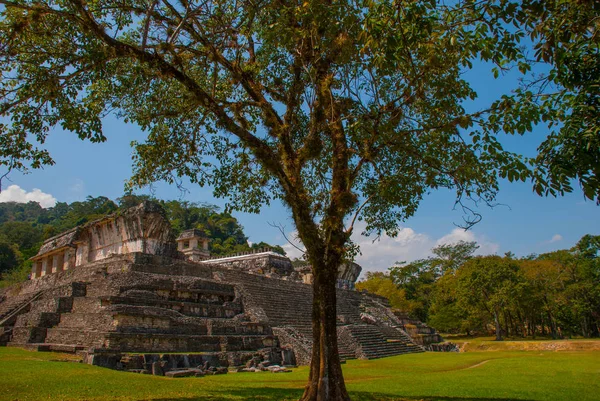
[1,255,286,367]
[1,251,425,366]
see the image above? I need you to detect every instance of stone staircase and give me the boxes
[345,324,423,359]
[8,283,88,349]
[220,269,424,361]
[0,291,42,326]
[0,291,44,346]
[221,270,315,336]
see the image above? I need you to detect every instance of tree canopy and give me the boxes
[387,240,478,321]
[521,0,600,202]
[1,0,597,399]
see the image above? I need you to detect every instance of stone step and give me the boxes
[10,327,48,344]
[28,296,74,314]
[9,343,87,353]
[119,280,237,298]
[71,297,103,312]
[57,312,115,330]
[361,345,417,353]
[0,292,42,326]
[44,327,279,353]
[362,345,423,354]
[56,312,269,336]
[105,332,278,353]
[362,344,423,353]
[44,328,108,347]
[105,296,243,318]
[14,311,61,328]
[344,324,424,359]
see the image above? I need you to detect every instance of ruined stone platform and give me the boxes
[0,202,431,369]
[0,252,423,366]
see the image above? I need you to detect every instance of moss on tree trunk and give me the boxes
[300,260,350,401]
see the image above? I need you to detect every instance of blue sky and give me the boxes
[1,114,598,275]
[1,58,598,274]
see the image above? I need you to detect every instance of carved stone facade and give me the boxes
[30,202,177,279]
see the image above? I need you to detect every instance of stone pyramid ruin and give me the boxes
[0,202,443,372]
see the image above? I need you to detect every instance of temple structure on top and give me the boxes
[176,229,210,261]
[30,202,177,279]
[29,202,362,290]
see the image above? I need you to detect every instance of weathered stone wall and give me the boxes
[294,262,362,290]
[272,327,312,365]
[393,311,444,346]
[203,252,294,277]
[337,262,362,290]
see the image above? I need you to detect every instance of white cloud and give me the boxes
[281,233,305,261]
[0,184,57,208]
[353,227,432,274]
[436,227,476,245]
[279,223,500,277]
[436,228,500,256]
[549,234,563,243]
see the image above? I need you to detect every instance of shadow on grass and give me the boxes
[150,387,534,401]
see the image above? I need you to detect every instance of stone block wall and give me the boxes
[1,255,288,366]
[203,252,294,277]
[393,311,444,346]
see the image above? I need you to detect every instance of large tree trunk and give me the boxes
[300,259,350,401]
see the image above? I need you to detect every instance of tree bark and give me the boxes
[300,259,350,401]
[546,310,557,339]
[581,316,590,338]
[494,308,503,341]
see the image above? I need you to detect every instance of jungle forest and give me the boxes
[357,236,600,340]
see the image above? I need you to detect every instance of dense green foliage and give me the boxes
[359,236,600,339]
[1,346,600,401]
[355,272,411,311]
[0,196,284,286]
[521,0,600,203]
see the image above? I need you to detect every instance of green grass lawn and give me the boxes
[1,346,599,401]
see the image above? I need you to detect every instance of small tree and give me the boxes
[455,256,521,341]
[0,1,591,399]
[355,272,411,310]
[389,241,478,321]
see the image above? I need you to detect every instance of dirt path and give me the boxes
[463,359,491,370]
